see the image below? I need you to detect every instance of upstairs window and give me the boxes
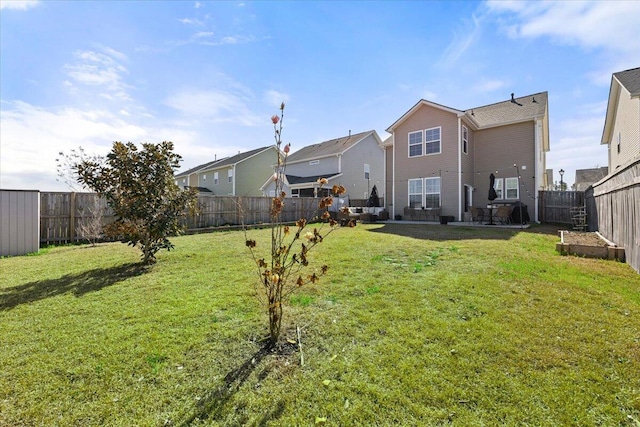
[214,172,219,185]
[408,131,423,157]
[364,163,370,180]
[462,126,468,154]
[425,127,441,155]
[309,160,320,165]
[617,132,621,154]
[228,169,233,183]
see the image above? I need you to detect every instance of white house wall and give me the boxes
[338,133,385,201]
[609,91,640,171]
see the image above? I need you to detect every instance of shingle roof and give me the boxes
[175,158,228,178]
[286,131,374,163]
[177,146,275,177]
[200,146,274,171]
[574,167,608,191]
[464,92,548,128]
[614,67,640,96]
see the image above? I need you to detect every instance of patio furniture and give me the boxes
[494,206,512,224]
[470,207,485,224]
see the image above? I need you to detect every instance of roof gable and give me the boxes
[198,146,275,172]
[286,130,375,163]
[463,92,548,129]
[613,67,640,97]
[386,100,463,132]
[387,92,548,133]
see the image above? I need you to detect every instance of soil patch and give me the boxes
[562,231,609,247]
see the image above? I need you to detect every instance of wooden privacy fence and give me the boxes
[181,195,322,229]
[588,158,639,273]
[39,192,324,245]
[538,191,585,224]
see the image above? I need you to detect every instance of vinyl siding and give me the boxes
[392,104,459,217]
[236,147,279,196]
[384,145,394,213]
[285,155,340,178]
[338,134,384,201]
[609,93,640,171]
[473,121,537,209]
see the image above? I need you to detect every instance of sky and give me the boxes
[1,0,639,191]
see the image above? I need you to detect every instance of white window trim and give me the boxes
[494,178,504,200]
[462,125,468,155]
[309,160,320,166]
[214,172,219,185]
[408,131,423,158]
[408,178,423,208]
[408,177,441,208]
[424,177,441,208]
[228,169,233,183]
[364,163,370,180]
[425,126,441,156]
[505,177,519,200]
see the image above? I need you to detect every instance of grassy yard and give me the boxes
[1,223,639,426]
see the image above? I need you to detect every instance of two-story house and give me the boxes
[601,67,640,172]
[175,146,280,196]
[261,130,385,202]
[384,92,549,222]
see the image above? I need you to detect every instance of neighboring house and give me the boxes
[574,167,608,191]
[384,92,549,222]
[175,158,226,190]
[261,130,385,201]
[601,67,640,172]
[175,146,280,196]
[545,168,554,190]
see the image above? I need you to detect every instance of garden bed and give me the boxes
[556,230,625,261]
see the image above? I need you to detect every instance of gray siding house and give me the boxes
[261,130,385,202]
[384,92,549,222]
[601,67,640,172]
[176,146,279,196]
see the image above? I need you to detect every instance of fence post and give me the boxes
[69,192,76,242]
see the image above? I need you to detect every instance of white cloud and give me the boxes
[473,79,509,93]
[165,88,261,127]
[194,1,203,9]
[263,90,289,108]
[485,1,640,60]
[438,13,482,68]
[178,17,204,25]
[0,101,148,190]
[0,0,39,10]
[64,47,132,101]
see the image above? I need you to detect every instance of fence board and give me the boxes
[538,191,585,225]
[38,193,326,246]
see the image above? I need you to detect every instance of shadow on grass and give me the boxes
[176,343,286,426]
[0,263,147,311]
[368,223,520,241]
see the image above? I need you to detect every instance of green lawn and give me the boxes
[1,224,639,426]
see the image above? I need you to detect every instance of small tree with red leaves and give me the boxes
[244,103,352,346]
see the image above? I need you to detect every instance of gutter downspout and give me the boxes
[534,119,541,223]
[232,165,237,195]
[392,131,396,219]
[457,117,462,221]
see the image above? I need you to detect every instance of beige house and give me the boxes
[601,67,640,172]
[574,167,608,191]
[261,130,385,202]
[384,92,549,222]
[175,146,279,196]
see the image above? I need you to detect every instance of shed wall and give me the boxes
[0,190,40,256]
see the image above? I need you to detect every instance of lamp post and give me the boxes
[559,169,564,191]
